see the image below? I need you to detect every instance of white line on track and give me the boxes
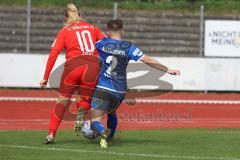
[1,120,240,123]
[1,96,240,104]
[0,130,14,132]
[207,131,240,134]
[0,144,239,160]
[0,97,57,102]
[0,119,49,122]
[130,99,240,105]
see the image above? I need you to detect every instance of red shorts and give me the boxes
[59,56,100,110]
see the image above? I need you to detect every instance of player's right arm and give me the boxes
[40,28,66,88]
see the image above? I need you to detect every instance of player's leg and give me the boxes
[75,55,100,114]
[74,63,99,135]
[90,88,123,148]
[91,108,105,136]
[44,96,71,144]
[91,108,110,148]
[107,112,117,142]
[74,96,86,135]
[74,89,93,135]
[106,92,125,144]
[44,67,78,144]
[90,88,113,148]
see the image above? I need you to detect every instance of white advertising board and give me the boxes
[205,20,240,57]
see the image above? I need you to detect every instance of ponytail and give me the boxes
[64,3,82,26]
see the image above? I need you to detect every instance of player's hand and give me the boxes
[167,69,180,76]
[40,79,48,88]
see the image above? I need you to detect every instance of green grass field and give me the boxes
[0,129,240,160]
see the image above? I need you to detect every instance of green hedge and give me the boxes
[1,0,240,14]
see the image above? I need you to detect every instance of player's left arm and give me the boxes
[40,28,66,88]
[140,55,180,76]
[128,44,180,76]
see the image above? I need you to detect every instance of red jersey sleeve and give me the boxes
[95,26,106,41]
[43,28,66,81]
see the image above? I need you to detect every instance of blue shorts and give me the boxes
[91,87,125,113]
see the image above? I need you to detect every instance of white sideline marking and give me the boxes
[0,144,239,160]
[1,96,240,105]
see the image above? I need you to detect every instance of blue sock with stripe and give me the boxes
[91,121,105,136]
[107,113,117,141]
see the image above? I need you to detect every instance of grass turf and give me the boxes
[0,129,240,160]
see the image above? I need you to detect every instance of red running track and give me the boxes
[0,89,240,130]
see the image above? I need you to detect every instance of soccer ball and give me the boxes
[81,121,96,139]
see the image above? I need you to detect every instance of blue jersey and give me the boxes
[96,37,145,93]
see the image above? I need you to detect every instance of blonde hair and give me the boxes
[65,3,82,25]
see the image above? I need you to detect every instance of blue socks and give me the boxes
[91,113,117,140]
[107,113,117,141]
[91,121,105,136]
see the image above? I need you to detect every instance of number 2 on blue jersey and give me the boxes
[106,56,118,76]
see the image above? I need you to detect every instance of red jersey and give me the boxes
[43,21,105,80]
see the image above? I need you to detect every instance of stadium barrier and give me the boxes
[0,53,239,91]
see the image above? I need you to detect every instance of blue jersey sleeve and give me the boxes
[128,44,145,61]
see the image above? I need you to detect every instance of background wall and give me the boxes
[1,53,239,91]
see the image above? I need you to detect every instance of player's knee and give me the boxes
[107,109,116,115]
[57,96,70,105]
[76,96,81,103]
[91,109,105,120]
[91,113,103,122]
[91,116,102,122]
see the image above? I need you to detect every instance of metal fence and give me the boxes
[1,1,205,57]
